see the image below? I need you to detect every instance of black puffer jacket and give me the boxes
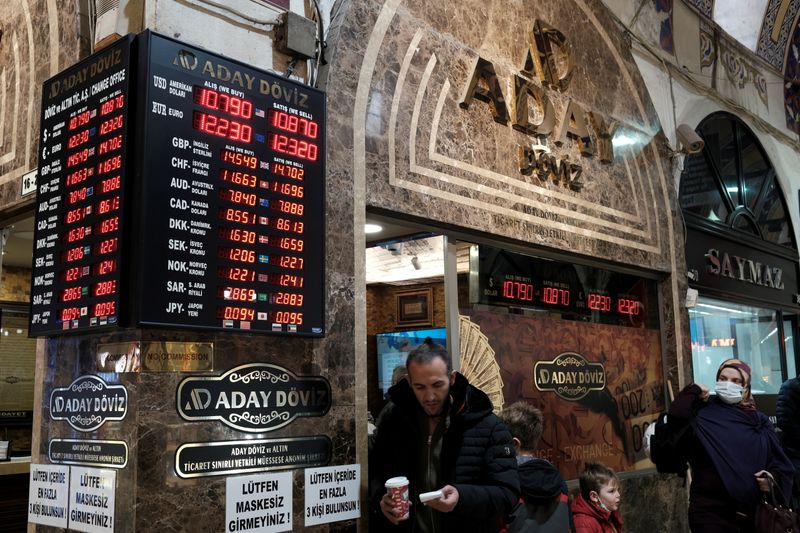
[507,458,574,533]
[369,373,519,532]
[777,377,800,461]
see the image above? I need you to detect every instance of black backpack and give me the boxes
[649,412,691,477]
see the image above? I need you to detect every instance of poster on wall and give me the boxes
[463,310,664,479]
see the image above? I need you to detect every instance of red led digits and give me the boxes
[193,111,252,143]
[218,247,256,263]
[61,287,83,302]
[502,280,534,301]
[68,110,91,131]
[97,196,120,214]
[268,109,318,139]
[98,176,121,194]
[62,246,85,263]
[67,187,89,205]
[100,94,124,116]
[93,301,116,317]
[93,280,117,297]
[220,287,257,302]
[64,226,89,243]
[271,181,304,198]
[61,307,82,321]
[219,188,257,206]
[64,206,89,225]
[66,149,90,168]
[220,149,258,169]
[270,311,303,325]
[267,133,318,161]
[219,227,256,244]
[194,87,253,118]
[275,255,304,270]
[217,267,257,282]
[272,292,304,307]
[67,130,90,149]
[95,216,119,235]
[542,287,570,306]
[62,267,83,282]
[272,163,304,181]
[617,298,641,315]
[269,217,304,234]
[274,199,303,216]
[217,306,255,321]
[98,134,123,154]
[220,168,257,187]
[219,207,257,224]
[587,293,611,312]
[93,259,117,276]
[96,155,122,175]
[99,115,124,135]
[93,237,118,255]
[66,167,93,186]
[267,273,304,287]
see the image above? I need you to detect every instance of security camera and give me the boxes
[676,124,704,154]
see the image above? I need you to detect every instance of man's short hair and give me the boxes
[579,463,617,499]
[499,402,543,451]
[406,337,451,372]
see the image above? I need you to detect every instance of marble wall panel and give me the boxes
[0,0,84,218]
[322,0,691,530]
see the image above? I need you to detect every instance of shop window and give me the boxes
[689,296,783,395]
[679,113,796,250]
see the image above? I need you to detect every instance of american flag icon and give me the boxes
[255,108,265,118]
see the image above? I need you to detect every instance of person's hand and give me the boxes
[697,383,710,401]
[380,492,410,524]
[755,470,771,492]
[424,485,459,513]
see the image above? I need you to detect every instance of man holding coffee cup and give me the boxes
[369,338,519,532]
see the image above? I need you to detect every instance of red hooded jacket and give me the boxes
[570,494,623,533]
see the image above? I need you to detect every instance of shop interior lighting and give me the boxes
[696,302,752,315]
[759,328,777,344]
[365,223,383,234]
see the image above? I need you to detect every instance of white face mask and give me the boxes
[715,380,744,404]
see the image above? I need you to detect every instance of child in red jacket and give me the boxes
[570,463,623,533]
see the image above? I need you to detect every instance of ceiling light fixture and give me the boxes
[364,223,383,234]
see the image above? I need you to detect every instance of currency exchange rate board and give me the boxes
[136,33,325,335]
[29,36,133,336]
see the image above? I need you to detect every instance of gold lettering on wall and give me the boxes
[461,19,618,191]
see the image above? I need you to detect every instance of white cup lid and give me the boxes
[385,476,408,488]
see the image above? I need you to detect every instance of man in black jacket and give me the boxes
[369,339,519,532]
[777,376,800,508]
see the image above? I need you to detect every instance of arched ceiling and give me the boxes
[685,0,799,72]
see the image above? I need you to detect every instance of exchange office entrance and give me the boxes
[680,112,799,414]
[364,214,666,481]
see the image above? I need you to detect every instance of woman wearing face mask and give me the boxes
[668,358,795,532]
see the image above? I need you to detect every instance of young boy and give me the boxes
[571,463,623,533]
[499,401,573,532]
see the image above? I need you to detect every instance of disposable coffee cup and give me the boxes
[385,476,410,519]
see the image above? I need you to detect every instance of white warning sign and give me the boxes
[225,471,293,532]
[28,463,69,528]
[304,464,360,526]
[68,466,116,532]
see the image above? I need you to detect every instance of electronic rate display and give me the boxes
[469,246,658,328]
[29,36,133,335]
[136,34,325,335]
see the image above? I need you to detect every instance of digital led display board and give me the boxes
[469,245,658,328]
[135,33,325,335]
[30,32,325,337]
[29,36,133,335]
